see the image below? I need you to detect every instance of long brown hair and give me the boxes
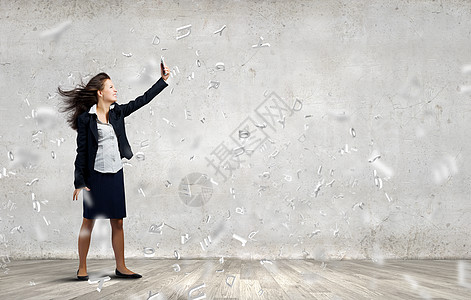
[58,72,110,131]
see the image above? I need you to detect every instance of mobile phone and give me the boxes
[161,56,168,75]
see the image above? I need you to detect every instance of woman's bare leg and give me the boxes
[78,217,95,276]
[110,218,135,274]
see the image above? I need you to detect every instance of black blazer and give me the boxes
[74,78,168,189]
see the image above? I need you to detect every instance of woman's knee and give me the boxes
[82,218,95,229]
[110,218,123,229]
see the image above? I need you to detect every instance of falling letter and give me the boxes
[176,24,192,40]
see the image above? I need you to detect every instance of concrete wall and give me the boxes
[1,0,470,262]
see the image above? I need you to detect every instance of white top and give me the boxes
[88,104,123,173]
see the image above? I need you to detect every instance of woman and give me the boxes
[59,64,170,280]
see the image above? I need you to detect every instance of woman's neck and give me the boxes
[96,101,110,114]
[96,101,110,123]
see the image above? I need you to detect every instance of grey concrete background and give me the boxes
[0,0,470,263]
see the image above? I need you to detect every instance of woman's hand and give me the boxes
[161,64,170,81]
[73,187,90,201]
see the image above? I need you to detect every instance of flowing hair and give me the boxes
[58,72,110,131]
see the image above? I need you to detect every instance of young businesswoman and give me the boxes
[59,63,170,280]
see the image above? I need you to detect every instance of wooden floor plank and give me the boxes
[243,259,291,300]
[341,260,471,300]
[1,259,470,299]
[204,258,240,299]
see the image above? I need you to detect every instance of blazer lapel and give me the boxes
[109,107,120,137]
[109,117,117,135]
[89,114,98,141]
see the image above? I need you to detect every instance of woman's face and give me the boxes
[100,79,117,103]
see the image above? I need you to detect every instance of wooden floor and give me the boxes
[0,259,470,299]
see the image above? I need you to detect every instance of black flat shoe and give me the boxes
[77,269,89,281]
[115,269,142,279]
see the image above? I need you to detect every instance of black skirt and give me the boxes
[83,168,126,219]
